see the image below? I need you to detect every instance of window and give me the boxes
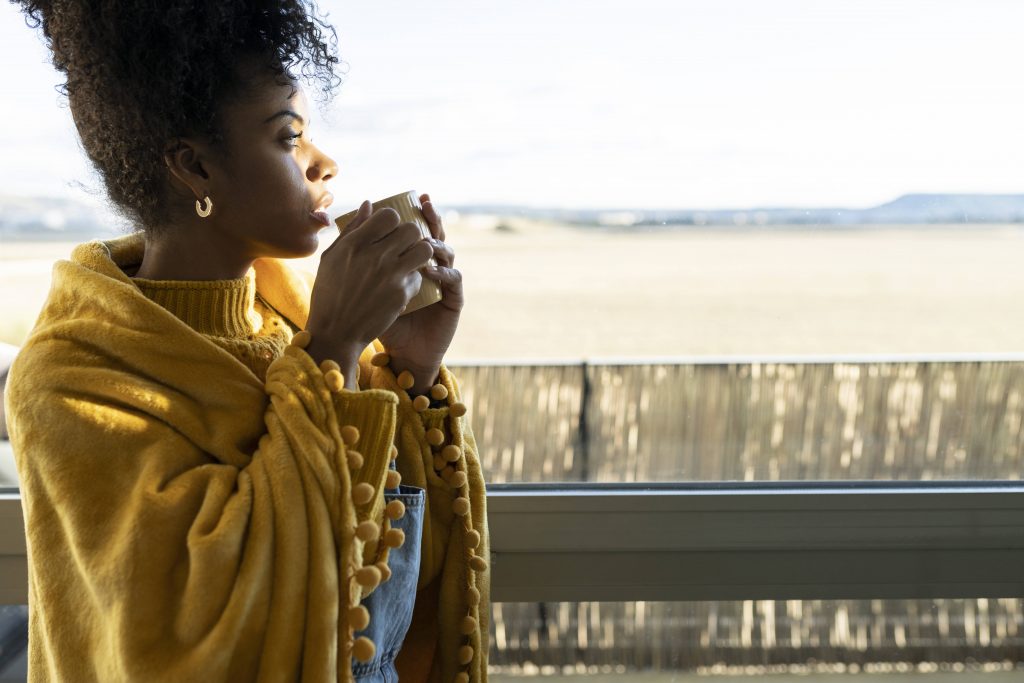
[2,0,1023,678]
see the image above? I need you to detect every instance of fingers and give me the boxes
[377,221,423,254]
[427,237,455,268]
[422,197,446,242]
[345,204,399,245]
[424,263,463,292]
[397,239,434,274]
[354,209,420,255]
[402,269,424,303]
[344,196,449,272]
[354,199,371,222]
[340,202,370,237]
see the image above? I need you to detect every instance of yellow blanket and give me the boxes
[4,234,490,682]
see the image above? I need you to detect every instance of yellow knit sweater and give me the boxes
[3,232,490,683]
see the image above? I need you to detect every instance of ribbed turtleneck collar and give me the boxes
[132,269,262,338]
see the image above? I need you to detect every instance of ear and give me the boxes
[163,138,211,200]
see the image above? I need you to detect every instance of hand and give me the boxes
[378,193,465,394]
[305,201,434,386]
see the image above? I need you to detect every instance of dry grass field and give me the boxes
[434,218,1024,361]
[3,217,1023,359]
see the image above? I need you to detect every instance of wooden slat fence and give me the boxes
[450,360,1024,482]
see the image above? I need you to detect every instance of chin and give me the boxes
[266,230,321,260]
[293,232,322,258]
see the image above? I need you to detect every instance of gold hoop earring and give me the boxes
[195,196,213,218]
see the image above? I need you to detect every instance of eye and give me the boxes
[283,131,303,147]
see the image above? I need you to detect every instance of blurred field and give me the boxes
[3,219,1024,358]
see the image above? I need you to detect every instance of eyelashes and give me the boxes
[284,131,315,148]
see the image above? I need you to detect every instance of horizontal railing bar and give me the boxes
[485,487,1024,601]
[2,488,1023,603]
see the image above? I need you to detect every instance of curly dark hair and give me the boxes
[13,0,345,232]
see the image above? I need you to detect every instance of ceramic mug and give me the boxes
[334,190,443,316]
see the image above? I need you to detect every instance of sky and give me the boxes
[2,0,1023,211]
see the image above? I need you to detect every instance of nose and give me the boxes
[308,144,339,183]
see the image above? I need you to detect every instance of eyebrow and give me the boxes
[263,110,305,125]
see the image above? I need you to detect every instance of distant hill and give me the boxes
[452,193,1024,229]
[2,193,1023,240]
[869,194,1024,223]
[0,195,125,241]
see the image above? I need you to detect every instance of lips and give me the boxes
[310,192,334,227]
[313,193,334,213]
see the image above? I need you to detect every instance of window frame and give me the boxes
[485,481,1024,603]
[1,483,1022,604]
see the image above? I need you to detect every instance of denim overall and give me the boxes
[352,459,425,682]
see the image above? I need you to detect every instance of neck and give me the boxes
[135,223,254,281]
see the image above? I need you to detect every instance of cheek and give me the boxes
[226,150,308,217]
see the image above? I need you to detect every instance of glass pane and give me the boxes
[0,352,13,487]
[4,1,1024,485]
[0,441,16,489]
[489,599,1024,679]
[0,605,28,681]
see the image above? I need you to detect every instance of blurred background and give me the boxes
[1,0,1023,680]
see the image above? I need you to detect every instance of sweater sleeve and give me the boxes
[358,343,491,683]
[5,337,400,683]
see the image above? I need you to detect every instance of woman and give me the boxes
[5,1,489,681]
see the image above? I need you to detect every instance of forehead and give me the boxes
[221,61,309,127]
